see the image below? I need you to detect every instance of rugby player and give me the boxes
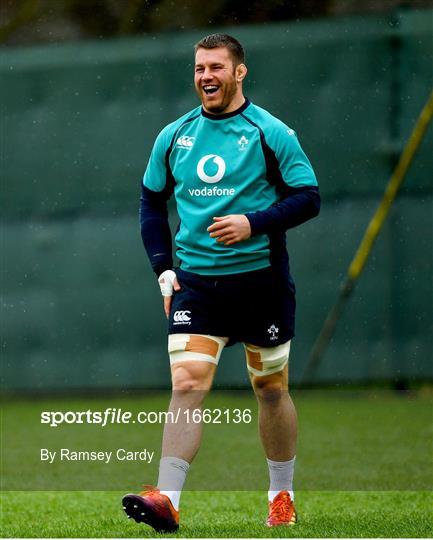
[123,33,320,532]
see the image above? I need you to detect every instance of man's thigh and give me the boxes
[168,334,228,391]
[168,334,228,366]
[244,340,291,379]
[232,268,296,347]
[168,269,226,336]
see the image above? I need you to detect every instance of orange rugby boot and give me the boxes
[266,490,297,527]
[122,486,179,533]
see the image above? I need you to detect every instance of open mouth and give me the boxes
[203,85,220,96]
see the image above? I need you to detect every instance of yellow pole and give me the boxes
[302,89,433,384]
[348,89,433,281]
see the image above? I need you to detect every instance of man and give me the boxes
[123,33,320,532]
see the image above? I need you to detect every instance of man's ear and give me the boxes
[236,63,248,82]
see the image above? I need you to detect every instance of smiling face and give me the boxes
[194,47,247,114]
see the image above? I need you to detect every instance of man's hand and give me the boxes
[207,215,251,246]
[158,270,181,318]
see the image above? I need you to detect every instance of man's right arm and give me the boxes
[140,127,182,316]
[139,184,173,276]
[139,127,175,276]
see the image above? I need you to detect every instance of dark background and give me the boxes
[2,0,433,46]
[1,1,432,391]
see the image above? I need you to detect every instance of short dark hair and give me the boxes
[194,33,245,66]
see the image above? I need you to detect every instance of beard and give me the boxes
[198,76,238,114]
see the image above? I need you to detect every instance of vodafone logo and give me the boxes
[173,310,192,325]
[197,154,226,184]
[190,154,234,197]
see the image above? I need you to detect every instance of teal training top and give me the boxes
[142,98,318,276]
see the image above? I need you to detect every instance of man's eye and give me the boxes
[195,68,204,73]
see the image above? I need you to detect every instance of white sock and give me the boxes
[267,456,296,502]
[157,456,190,511]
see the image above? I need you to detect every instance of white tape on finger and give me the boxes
[158,269,177,297]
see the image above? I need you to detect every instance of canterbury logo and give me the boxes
[197,154,226,184]
[176,136,195,148]
[173,310,191,323]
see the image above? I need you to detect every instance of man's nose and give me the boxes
[202,68,213,80]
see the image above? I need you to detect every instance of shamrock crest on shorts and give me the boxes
[267,324,279,341]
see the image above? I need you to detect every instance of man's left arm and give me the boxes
[245,185,320,236]
[246,124,320,235]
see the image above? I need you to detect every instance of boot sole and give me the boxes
[122,494,179,533]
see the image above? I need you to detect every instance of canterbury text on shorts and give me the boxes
[168,266,296,347]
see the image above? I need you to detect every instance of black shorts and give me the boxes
[168,266,296,347]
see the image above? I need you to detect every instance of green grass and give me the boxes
[1,490,432,537]
[1,390,432,537]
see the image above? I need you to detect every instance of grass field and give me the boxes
[1,390,432,537]
[1,490,432,537]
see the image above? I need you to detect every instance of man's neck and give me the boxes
[203,94,246,116]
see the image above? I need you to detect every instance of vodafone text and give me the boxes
[188,186,235,196]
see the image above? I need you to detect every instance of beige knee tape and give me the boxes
[168,334,227,365]
[244,340,291,377]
